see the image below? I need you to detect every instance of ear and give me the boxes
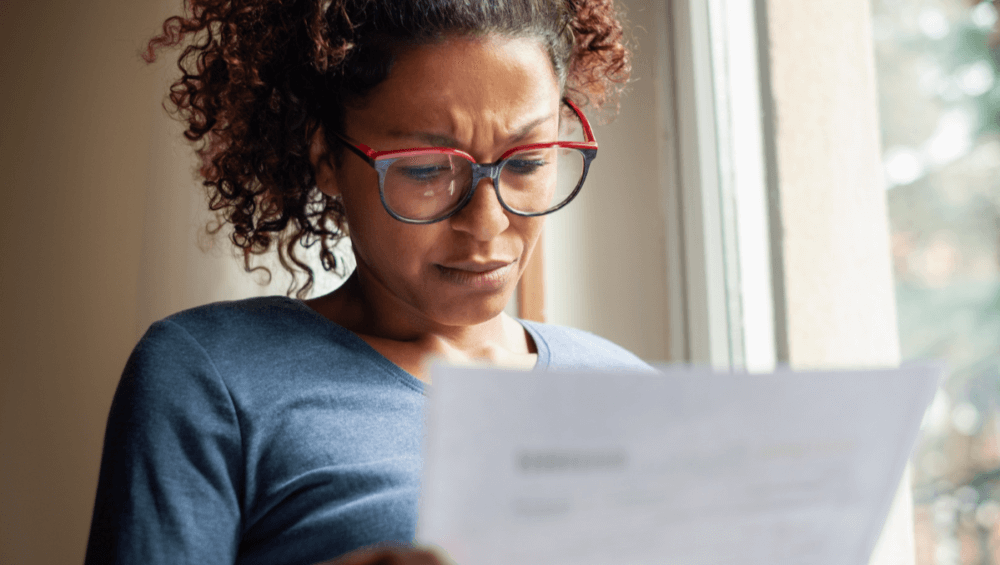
[310,127,340,198]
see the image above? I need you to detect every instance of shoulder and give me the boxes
[123,297,308,400]
[161,295,317,338]
[149,295,356,359]
[521,320,653,372]
[129,296,385,393]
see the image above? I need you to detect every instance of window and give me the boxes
[874,1,1000,562]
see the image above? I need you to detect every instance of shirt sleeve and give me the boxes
[85,319,243,565]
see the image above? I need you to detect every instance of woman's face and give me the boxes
[321,34,562,329]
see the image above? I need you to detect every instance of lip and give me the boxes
[435,259,518,290]
[439,260,517,272]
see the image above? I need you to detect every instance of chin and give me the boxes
[427,291,512,328]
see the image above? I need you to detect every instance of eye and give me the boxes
[402,164,453,182]
[504,157,549,175]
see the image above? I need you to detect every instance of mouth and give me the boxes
[439,259,517,273]
[435,259,519,290]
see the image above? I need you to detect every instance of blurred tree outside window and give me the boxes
[872,0,1000,563]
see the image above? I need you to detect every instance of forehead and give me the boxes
[346,35,561,138]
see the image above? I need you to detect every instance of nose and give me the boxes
[448,177,510,241]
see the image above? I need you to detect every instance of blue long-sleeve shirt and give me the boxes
[85,296,650,565]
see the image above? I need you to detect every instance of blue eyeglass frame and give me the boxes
[331,98,599,224]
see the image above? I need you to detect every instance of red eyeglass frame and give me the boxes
[331,98,599,224]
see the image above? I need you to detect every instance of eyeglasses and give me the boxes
[332,98,598,224]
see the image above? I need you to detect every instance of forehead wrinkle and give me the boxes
[353,36,561,154]
[383,104,556,154]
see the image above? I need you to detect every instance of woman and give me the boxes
[85,0,647,563]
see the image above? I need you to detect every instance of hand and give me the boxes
[315,544,453,565]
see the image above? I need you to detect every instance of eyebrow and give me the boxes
[387,113,557,149]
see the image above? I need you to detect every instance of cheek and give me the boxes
[338,166,392,252]
[343,204,440,274]
[520,217,546,247]
[337,162,380,211]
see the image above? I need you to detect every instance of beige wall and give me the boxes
[1,1,161,562]
[0,0,671,563]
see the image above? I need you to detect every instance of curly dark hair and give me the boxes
[144,0,632,298]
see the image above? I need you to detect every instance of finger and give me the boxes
[323,547,396,565]
[318,545,447,565]
[405,547,448,565]
[420,545,458,565]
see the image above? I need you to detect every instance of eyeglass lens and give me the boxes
[381,147,586,222]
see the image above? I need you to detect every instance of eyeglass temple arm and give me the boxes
[331,132,377,165]
[562,98,596,144]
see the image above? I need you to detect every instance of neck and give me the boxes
[306,269,535,370]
